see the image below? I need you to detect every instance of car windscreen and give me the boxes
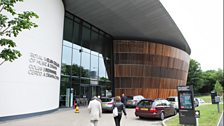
[127,96,133,100]
[137,100,153,107]
[167,98,176,102]
[101,98,112,102]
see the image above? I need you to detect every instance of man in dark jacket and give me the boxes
[121,93,127,106]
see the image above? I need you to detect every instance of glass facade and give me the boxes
[60,12,113,107]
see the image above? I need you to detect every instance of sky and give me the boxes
[160,0,223,71]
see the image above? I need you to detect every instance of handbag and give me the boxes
[113,107,118,117]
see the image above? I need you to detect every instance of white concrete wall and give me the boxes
[0,0,64,117]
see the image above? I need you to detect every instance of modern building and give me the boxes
[0,0,190,119]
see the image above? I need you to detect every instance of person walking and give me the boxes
[88,96,102,126]
[113,96,127,126]
[121,93,127,106]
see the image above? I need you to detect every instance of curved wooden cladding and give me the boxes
[113,40,190,99]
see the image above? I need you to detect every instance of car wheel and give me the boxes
[160,112,165,120]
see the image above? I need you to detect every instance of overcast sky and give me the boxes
[160,0,223,71]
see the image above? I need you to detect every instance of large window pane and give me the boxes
[73,43,81,50]
[72,48,81,76]
[91,31,98,40]
[91,51,99,77]
[82,26,90,41]
[61,12,113,107]
[63,40,72,47]
[63,17,73,42]
[62,45,72,65]
[81,51,90,78]
[72,49,81,66]
[73,22,80,43]
[99,55,107,78]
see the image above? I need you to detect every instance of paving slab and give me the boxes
[0,107,163,126]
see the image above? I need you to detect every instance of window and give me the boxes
[138,100,153,107]
[61,12,113,104]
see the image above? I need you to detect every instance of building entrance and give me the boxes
[80,85,101,101]
[60,12,113,108]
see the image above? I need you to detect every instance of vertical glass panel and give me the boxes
[72,83,80,97]
[72,48,81,76]
[73,43,81,50]
[90,51,99,85]
[62,12,113,106]
[82,26,90,41]
[62,45,72,65]
[82,46,90,53]
[63,17,73,42]
[81,51,90,78]
[72,48,81,66]
[73,22,80,43]
[99,54,107,79]
[63,40,72,47]
[91,31,98,40]
[60,76,69,107]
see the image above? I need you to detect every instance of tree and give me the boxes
[187,59,204,93]
[199,69,223,93]
[0,0,38,65]
[214,80,223,96]
[216,68,224,87]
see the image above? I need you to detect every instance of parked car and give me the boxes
[126,95,145,107]
[166,96,179,110]
[194,98,205,106]
[135,99,177,120]
[194,98,199,107]
[101,97,114,112]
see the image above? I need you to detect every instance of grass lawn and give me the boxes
[165,104,223,126]
[196,95,211,103]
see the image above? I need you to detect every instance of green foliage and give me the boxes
[187,59,224,94]
[200,69,224,93]
[214,80,223,96]
[187,59,204,92]
[165,104,223,126]
[0,0,38,65]
[61,63,90,78]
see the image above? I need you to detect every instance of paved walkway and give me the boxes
[0,107,163,126]
[218,112,223,126]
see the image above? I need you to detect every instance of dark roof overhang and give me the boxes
[63,0,191,54]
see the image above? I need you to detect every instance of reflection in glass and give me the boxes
[99,55,108,79]
[62,45,72,65]
[81,52,90,77]
[72,49,80,66]
[61,12,113,106]
[91,52,99,77]
[63,40,72,47]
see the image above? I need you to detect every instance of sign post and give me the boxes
[211,91,220,113]
[177,85,198,126]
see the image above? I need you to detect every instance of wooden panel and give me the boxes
[149,43,156,55]
[161,56,168,67]
[114,40,190,99]
[155,44,163,55]
[163,45,170,57]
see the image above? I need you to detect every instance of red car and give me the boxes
[135,99,177,120]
